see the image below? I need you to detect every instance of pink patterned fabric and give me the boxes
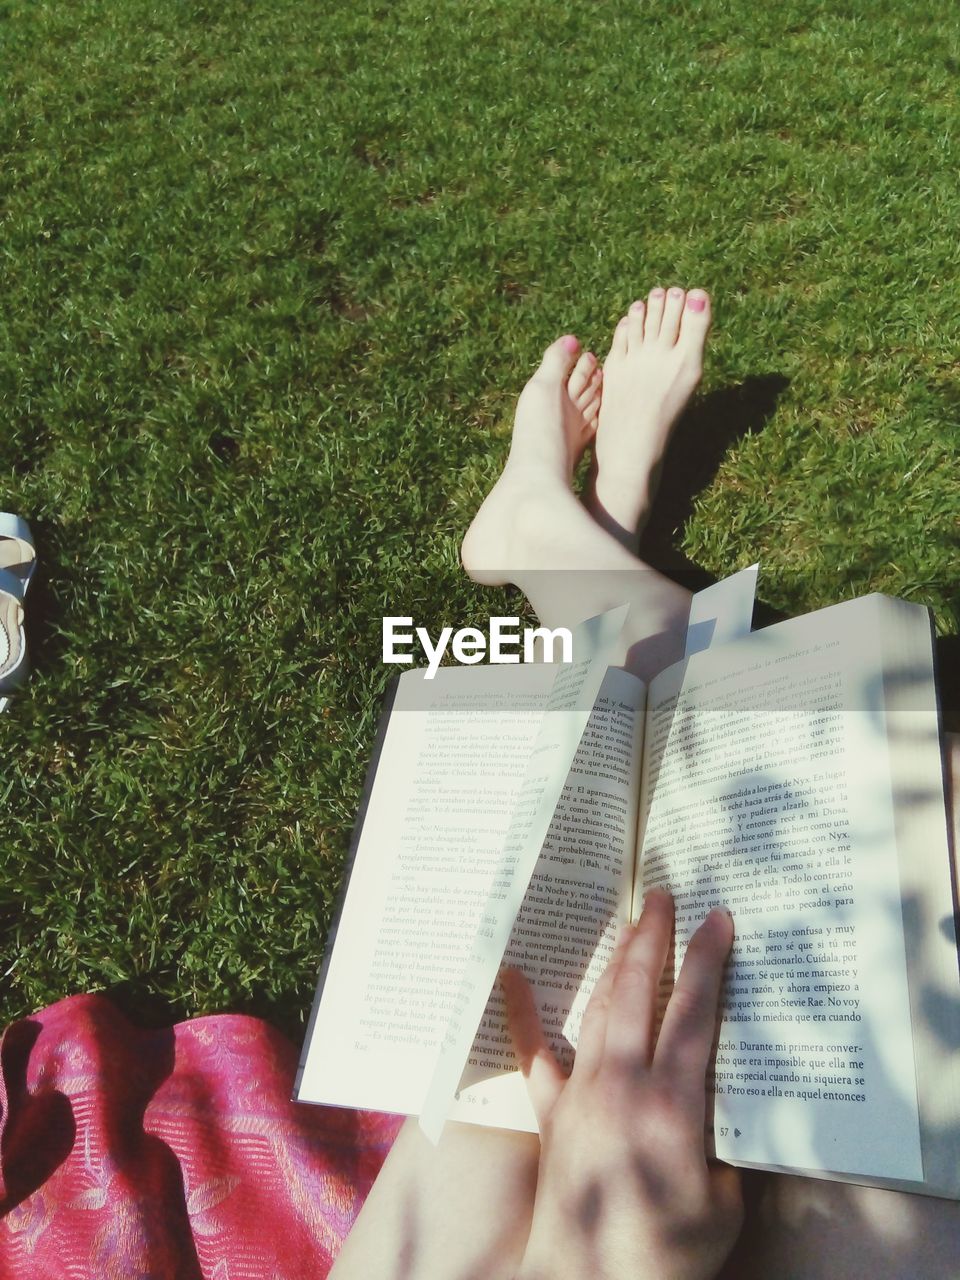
[0,993,402,1278]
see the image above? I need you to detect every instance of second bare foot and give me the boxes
[586,286,712,546]
[461,335,602,583]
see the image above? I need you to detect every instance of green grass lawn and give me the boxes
[0,0,957,1039]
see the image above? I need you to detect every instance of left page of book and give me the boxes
[296,662,561,1115]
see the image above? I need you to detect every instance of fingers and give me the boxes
[569,919,637,1078]
[601,889,675,1072]
[502,966,567,1126]
[654,908,733,1107]
[504,899,732,1136]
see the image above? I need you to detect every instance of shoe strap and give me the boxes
[0,566,26,604]
[0,514,36,591]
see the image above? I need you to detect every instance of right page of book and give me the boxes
[636,594,948,1185]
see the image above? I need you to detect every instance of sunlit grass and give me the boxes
[0,0,957,1036]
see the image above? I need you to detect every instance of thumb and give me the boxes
[501,967,567,1127]
[710,1161,744,1232]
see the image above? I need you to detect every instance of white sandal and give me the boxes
[0,514,37,713]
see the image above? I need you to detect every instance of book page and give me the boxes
[877,598,959,1196]
[298,656,645,1127]
[420,605,629,1140]
[296,663,556,1114]
[638,596,924,1183]
[451,665,645,1130]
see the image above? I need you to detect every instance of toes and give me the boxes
[626,298,645,351]
[608,315,629,361]
[574,365,602,413]
[660,286,686,344]
[582,374,602,426]
[567,350,597,401]
[537,333,581,382]
[682,288,711,330]
[678,289,712,368]
[644,286,666,340]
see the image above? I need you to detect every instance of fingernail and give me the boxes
[687,295,707,313]
[562,334,579,353]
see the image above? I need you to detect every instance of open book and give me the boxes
[296,594,960,1198]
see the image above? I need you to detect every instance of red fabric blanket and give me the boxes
[0,993,402,1277]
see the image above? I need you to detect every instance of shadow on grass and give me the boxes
[639,371,790,613]
[99,977,311,1044]
[100,980,192,1032]
[641,383,959,732]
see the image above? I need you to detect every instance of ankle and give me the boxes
[590,472,652,535]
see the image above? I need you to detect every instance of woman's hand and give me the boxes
[503,889,742,1280]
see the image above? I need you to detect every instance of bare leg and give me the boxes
[462,287,713,682]
[722,1163,960,1280]
[329,1120,539,1280]
[531,299,960,1278]
[335,291,714,1278]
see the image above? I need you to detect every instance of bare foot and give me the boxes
[461,335,602,583]
[585,286,712,547]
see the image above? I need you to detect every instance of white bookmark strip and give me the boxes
[684,563,759,658]
[418,604,629,1143]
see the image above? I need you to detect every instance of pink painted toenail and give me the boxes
[670,287,684,298]
[687,295,706,312]
[651,287,665,297]
[630,300,644,312]
[561,334,579,353]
